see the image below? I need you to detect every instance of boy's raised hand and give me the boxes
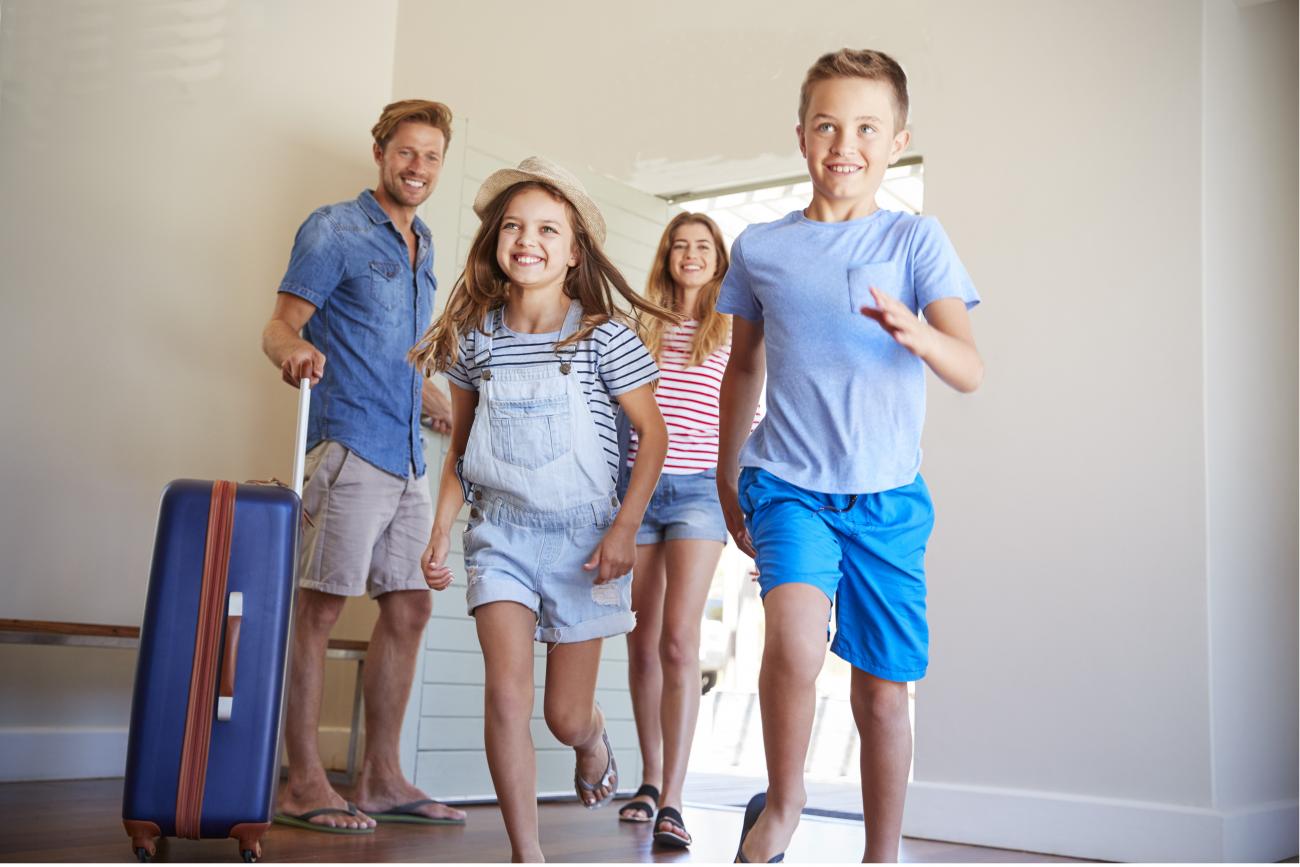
[583,522,637,584]
[420,530,454,591]
[860,286,935,359]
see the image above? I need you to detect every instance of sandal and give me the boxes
[617,783,660,823]
[574,727,618,809]
[653,805,692,848]
[734,792,785,863]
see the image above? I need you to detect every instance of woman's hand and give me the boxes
[583,521,637,584]
[421,529,454,590]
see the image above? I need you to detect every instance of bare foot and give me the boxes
[353,773,467,823]
[277,779,375,831]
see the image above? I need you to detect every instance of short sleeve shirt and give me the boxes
[277,190,436,479]
[446,315,659,484]
[717,208,980,494]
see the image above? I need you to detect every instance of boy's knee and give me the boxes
[850,676,908,725]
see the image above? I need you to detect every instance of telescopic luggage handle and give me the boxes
[291,378,310,498]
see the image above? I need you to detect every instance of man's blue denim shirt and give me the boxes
[278,189,435,479]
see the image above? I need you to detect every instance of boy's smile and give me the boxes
[798,77,910,221]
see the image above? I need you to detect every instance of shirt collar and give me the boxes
[358,188,432,243]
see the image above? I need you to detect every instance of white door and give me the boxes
[406,120,672,799]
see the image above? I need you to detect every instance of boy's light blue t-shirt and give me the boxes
[718,208,980,495]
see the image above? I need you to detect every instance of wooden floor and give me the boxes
[0,778,1091,863]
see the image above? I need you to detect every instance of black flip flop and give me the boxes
[653,805,692,848]
[734,792,785,863]
[272,802,374,835]
[618,784,660,823]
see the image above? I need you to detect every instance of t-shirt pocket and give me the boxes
[847,261,905,315]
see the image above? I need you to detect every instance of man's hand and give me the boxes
[717,472,756,559]
[860,287,937,359]
[420,529,454,591]
[280,343,326,387]
[421,378,452,434]
[583,521,637,584]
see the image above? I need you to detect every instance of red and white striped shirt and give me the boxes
[628,320,761,474]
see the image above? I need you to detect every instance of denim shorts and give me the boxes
[463,487,635,644]
[635,468,728,545]
[738,467,935,682]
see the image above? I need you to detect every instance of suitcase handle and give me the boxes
[292,379,311,498]
[216,592,243,721]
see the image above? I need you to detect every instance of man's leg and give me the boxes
[850,670,911,863]
[278,589,374,830]
[737,582,831,863]
[352,588,466,821]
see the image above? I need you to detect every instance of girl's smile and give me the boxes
[496,187,579,294]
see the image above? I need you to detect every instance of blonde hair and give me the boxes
[639,212,731,368]
[798,48,909,130]
[372,99,453,151]
[409,182,675,374]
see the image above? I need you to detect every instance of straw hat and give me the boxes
[472,156,607,248]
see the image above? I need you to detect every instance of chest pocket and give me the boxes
[369,260,406,324]
[846,261,910,315]
[488,389,572,470]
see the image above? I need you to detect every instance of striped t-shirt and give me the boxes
[628,320,739,475]
[446,315,660,483]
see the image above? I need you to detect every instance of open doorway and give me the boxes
[672,158,924,816]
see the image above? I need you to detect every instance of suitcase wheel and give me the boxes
[241,849,258,863]
[134,847,152,863]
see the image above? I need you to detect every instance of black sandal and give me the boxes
[653,805,692,849]
[617,783,659,823]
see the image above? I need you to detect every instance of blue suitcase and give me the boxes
[123,386,310,862]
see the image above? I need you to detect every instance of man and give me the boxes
[261,99,464,832]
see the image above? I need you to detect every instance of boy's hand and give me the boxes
[420,530,454,591]
[583,522,636,584]
[860,287,936,359]
[716,474,756,559]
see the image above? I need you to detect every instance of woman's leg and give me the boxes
[622,542,666,818]
[656,539,725,833]
[542,637,615,806]
[476,601,543,863]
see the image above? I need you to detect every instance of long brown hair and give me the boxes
[409,181,675,374]
[639,212,731,367]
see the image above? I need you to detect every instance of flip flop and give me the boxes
[653,805,692,848]
[734,792,785,863]
[618,783,660,823]
[272,802,375,835]
[367,798,467,826]
[574,727,618,810]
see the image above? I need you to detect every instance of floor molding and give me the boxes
[905,779,1298,862]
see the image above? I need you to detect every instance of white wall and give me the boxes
[0,0,401,777]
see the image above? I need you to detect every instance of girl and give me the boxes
[409,157,672,863]
[617,213,757,848]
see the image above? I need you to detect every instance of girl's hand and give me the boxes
[421,529,454,591]
[860,287,936,359]
[583,522,637,584]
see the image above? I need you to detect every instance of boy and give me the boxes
[716,49,983,863]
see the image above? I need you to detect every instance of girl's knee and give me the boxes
[485,684,533,724]
[544,703,595,746]
[658,628,700,671]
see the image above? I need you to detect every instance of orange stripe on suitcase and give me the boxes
[175,480,237,839]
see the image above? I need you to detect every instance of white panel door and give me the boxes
[410,120,671,800]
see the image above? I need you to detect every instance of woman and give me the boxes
[618,212,752,849]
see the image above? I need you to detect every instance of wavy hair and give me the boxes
[638,212,731,367]
[409,181,675,375]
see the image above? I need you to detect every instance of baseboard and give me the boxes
[0,726,356,783]
[905,780,1299,862]
[0,727,129,782]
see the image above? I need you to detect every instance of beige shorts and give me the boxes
[298,440,433,598]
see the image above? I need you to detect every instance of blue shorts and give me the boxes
[463,487,635,644]
[738,467,934,682]
[635,468,728,545]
